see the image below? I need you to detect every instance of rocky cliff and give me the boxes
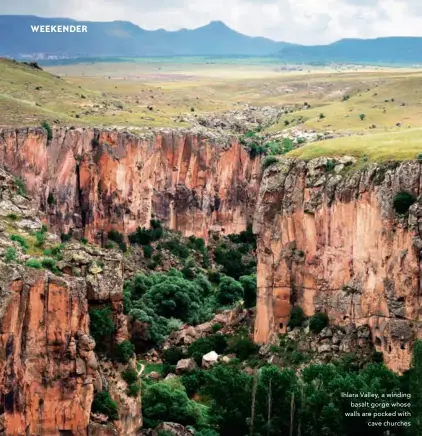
[254,157,422,372]
[0,127,260,243]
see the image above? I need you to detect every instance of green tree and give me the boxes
[142,381,199,429]
[239,274,257,308]
[89,307,115,346]
[309,312,329,333]
[115,340,135,363]
[410,340,422,434]
[91,391,118,421]
[216,276,244,306]
[288,306,306,328]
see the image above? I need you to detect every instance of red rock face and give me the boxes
[0,128,260,243]
[254,158,422,373]
[0,267,95,435]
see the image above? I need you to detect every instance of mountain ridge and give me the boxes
[1,15,422,63]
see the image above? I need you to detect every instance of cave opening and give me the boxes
[375,337,382,347]
[279,322,284,330]
[393,191,416,215]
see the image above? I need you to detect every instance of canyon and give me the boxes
[0,126,421,434]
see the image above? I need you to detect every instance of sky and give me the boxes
[1,0,422,44]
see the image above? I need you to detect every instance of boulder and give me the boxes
[176,358,197,374]
[202,351,219,369]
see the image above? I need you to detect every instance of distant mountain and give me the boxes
[277,37,422,65]
[0,15,292,58]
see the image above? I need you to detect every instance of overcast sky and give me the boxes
[1,0,422,44]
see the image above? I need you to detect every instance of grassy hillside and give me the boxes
[0,58,186,128]
[288,128,422,161]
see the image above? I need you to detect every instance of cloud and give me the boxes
[0,0,422,44]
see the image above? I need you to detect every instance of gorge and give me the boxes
[0,126,421,435]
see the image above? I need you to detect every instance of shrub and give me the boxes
[159,238,190,259]
[129,220,163,245]
[115,340,135,364]
[143,275,204,324]
[319,113,325,119]
[393,192,416,215]
[142,381,199,429]
[127,382,141,397]
[107,230,127,252]
[309,312,329,333]
[25,258,42,269]
[7,213,18,221]
[188,335,228,364]
[122,367,138,384]
[81,237,88,245]
[14,177,27,196]
[143,245,153,258]
[61,230,73,242]
[35,230,46,248]
[417,153,422,163]
[359,113,366,121]
[89,307,115,345]
[262,156,278,170]
[47,192,56,205]
[163,347,186,365]
[216,276,244,306]
[226,334,259,361]
[4,247,17,263]
[288,306,305,328]
[239,274,256,308]
[41,257,59,274]
[11,234,29,251]
[41,121,53,140]
[212,323,222,333]
[181,369,208,397]
[91,391,118,421]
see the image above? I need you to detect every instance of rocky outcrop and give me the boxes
[254,157,422,372]
[0,127,259,243]
[0,265,96,435]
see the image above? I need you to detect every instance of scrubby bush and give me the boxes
[288,306,306,328]
[115,340,135,364]
[128,220,163,246]
[309,312,329,333]
[91,391,118,421]
[4,247,17,263]
[122,367,138,384]
[61,230,73,242]
[41,121,53,140]
[107,229,127,252]
[25,258,42,269]
[262,156,278,170]
[143,245,153,258]
[14,177,27,196]
[159,238,190,259]
[127,382,141,397]
[10,234,29,251]
[41,257,59,274]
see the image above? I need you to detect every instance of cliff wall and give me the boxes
[254,157,422,372]
[0,128,260,243]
